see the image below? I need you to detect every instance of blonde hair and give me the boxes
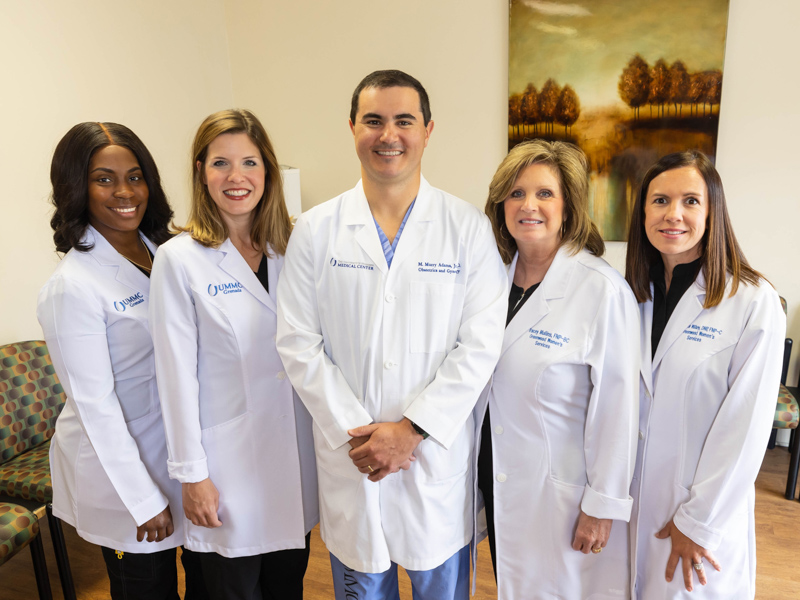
[485,140,604,264]
[179,109,291,255]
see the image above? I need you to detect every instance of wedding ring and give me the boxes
[368,465,374,472]
[592,547,602,554]
[693,562,704,571]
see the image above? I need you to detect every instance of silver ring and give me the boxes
[693,562,704,571]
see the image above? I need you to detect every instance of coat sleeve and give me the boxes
[580,282,640,521]
[276,217,373,450]
[402,216,507,449]
[149,246,208,483]
[673,286,785,550]
[37,277,168,526]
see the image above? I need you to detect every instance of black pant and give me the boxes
[198,533,311,600]
[101,545,207,600]
[477,406,498,580]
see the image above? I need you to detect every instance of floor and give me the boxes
[2,446,799,599]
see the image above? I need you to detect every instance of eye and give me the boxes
[652,196,667,204]
[365,119,380,126]
[244,159,258,167]
[537,189,552,199]
[398,120,412,126]
[509,189,525,199]
[685,196,700,205]
[129,175,142,182]
[96,177,112,184]
[212,160,227,167]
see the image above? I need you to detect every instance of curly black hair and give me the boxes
[49,122,173,252]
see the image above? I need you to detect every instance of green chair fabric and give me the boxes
[0,442,52,503]
[0,501,39,566]
[775,384,799,429]
[1,341,65,463]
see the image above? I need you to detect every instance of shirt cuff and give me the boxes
[673,506,723,551]
[128,489,170,527]
[580,484,633,521]
[167,457,209,483]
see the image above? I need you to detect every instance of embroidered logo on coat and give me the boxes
[113,292,144,312]
[207,282,244,296]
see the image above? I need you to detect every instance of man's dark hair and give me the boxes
[350,70,431,125]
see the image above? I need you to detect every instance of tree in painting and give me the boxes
[618,54,651,119]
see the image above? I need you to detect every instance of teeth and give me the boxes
[662,230,684,234]
[224,190,249,197]
[377,151,402,156]
[520,220,542,224]
[112,207,136,213]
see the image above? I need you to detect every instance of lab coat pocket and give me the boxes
[408,282,465,353]
[200,413,253,528]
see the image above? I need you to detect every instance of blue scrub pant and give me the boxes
[330,544,469,600]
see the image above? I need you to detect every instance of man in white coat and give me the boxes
[276,70,507,599]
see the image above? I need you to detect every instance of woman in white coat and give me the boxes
[38,122,206,599]
[475,140,640,599]
[625,150,785,598]
[149,109,318,600]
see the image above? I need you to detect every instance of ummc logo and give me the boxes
[329,257,374,271]
[207,282,244,296]
[114,292,144,312]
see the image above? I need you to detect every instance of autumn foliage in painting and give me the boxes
[509,78,581,137]
[619,54,722,118]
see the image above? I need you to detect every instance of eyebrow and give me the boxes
[90,166,142,174]
[361,112,418,122]
[208,155,259,160]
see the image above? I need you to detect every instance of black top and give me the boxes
[254,255,269,293]
[650,257,702,358]
[507,282,541,325]
[128,246,154,278]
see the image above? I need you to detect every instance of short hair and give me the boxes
[350,70,432,126]
[49,122,173,253]
[625,150,763,307]
[182,109,291,256]
[484,140,604,264]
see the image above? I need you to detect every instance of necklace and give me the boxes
[119,237,153,272]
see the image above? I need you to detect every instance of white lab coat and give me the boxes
[472,248,640,599]
[630,270,785,599]
[37,226,182,553]
[149,233,318,558]
[276,177,507,573]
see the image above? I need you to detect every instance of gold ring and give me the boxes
[368,465,374,472]
[693,562,703,571]
[592,547,602,554]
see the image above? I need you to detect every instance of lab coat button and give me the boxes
[638,430,644,440]
[385,294,396,303]
[496,473,507,483]
[384,361,396,369]
[494,425,504,435]
[277,371,286,380]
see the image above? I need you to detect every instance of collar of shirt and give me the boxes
[373,199,416,269]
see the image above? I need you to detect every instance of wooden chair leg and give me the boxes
[29,532,54,600]
[46,504,77,600]
[786,428,800,500]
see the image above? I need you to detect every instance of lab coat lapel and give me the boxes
[500,247,573,357]
[651,271,707,372]
[640,296,655,396]
[217,238,277,313]
[389,177,434,271]
[85,226,151,298]
[346,181,388,275]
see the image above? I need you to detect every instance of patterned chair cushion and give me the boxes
[1,340,65,462]
[0,441,52,503]
[0,502,39,566]
[774,384,799,429]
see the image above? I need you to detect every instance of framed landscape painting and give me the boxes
[509,0,730,240]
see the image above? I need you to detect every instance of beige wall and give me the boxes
[2,0,799,385]
[0,0,234,343]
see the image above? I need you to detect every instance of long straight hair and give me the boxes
[180,109,291,255]
[625,150,763,307]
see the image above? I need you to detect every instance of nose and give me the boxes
[520,195,538,212]
[380,123,399,144]
[114,181,134,200]
[227,166,245,183]
[664,201,682,221]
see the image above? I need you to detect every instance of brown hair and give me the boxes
[625,150,763,307]
[485,140,604,264]
[180,109,291,255]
